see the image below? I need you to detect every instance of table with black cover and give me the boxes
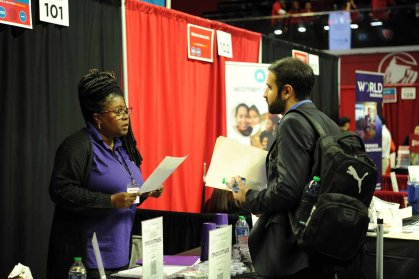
[132,209,253,255]
[112,209,419,279]
[338,215,419,279]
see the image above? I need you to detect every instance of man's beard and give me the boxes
[268,94,286,114]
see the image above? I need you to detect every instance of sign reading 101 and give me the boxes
[39,0,69,27]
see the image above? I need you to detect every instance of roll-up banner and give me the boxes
[225,62,280,152]
[355,70,384,190]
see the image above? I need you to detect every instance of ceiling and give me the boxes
[173,0,419,51]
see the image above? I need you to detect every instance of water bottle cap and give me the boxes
[239,216,246,220]
[222,177,226,183]
[74,257,82,261]
[313,176,321,182]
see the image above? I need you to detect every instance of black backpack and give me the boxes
[293,109,378,266]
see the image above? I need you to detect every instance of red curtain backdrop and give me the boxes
[339,86,356,132]
[383,85,419,148]
[126,0,261,213]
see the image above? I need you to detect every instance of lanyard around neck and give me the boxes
[108,148,135,184]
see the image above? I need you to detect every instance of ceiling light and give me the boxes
[370,21,383,26]
[324,26,329,31]
[274,29,282,35]
[298,27,306,32]
[350,24,358,29]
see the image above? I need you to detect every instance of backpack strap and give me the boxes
[292,108,326,137]
[293,108,366,151]
[334,131,366,151]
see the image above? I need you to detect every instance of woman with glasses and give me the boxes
[47,70,164,279]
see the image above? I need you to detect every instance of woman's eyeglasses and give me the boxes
[101,107,133,117]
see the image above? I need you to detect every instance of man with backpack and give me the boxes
[232,57,377,278]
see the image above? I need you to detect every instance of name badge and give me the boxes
[127,182,142,204]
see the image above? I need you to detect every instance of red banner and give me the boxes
[341,52,419,86]
[0,0,32,29]
[292,50,308,64]
[187,24,214,63]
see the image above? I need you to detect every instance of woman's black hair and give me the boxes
[235,103,249,116]
[77,69,143,166]
[249,105,260,116]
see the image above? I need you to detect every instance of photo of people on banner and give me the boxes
[229,102,280,151]
[355,102,382,141]
[225,62,278,151]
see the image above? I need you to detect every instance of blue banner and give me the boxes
[355,71,384,190]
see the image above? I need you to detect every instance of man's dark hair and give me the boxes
[339,116,351,127]
[77,69,143,166]
[268,57,315,101]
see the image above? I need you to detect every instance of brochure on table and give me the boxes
[370,196,402,233]
[208,225,232,279]
[408,166,419,182]
[142,217,163,279]
[92,233,106,279]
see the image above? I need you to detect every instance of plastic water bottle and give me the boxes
[223,177,267,193]
[235,216,251,262]
[68,257,86,279]
[297,176,321,226]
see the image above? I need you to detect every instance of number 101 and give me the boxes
[44,3,63,20]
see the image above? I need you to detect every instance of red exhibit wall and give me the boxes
[340,52,419,148]
[126,1,261,213]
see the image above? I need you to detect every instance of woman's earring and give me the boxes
[98,123,101,130]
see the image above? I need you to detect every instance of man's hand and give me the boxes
[232,175,249,203]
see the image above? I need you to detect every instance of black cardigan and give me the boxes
[47,128,145,278]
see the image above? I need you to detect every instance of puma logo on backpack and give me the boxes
[292,109,378,267]
[347,166,369,193]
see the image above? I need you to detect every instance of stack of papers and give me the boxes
[396,146,410,168]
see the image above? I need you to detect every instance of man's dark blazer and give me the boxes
[244,102,341,277]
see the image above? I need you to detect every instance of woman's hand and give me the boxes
[140,185,164,198]
[111,192,137,209]
[148,185,164,198]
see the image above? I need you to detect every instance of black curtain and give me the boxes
[0,0,121,277]
[262,35,340,123]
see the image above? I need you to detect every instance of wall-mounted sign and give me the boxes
[187,24,214,63]
[383,87,397,103]
[39,0,69,26]
[292,50,308,64]
[216,30,233,58]
[309,54,319,76]
[0,0,32,29]
[401,87,416,100]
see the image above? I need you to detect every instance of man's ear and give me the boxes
[283,84,294,100]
